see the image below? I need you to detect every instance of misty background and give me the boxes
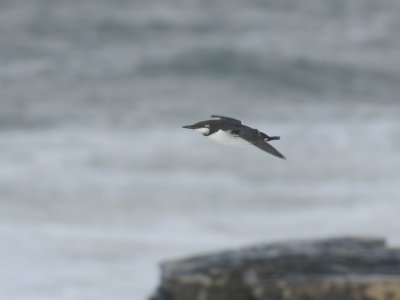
[1,0,400,299]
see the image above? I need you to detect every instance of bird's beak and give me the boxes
[182,124,196,129]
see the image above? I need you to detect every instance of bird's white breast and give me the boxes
[195,128,210,135]
[207,130,250,147]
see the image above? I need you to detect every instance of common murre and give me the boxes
[183,115,285,159]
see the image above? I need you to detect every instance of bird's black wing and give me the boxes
[253,140,286,159]
[211,115,242,124]
[238,128,286,159]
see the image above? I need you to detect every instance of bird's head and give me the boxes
[182,121,211,135]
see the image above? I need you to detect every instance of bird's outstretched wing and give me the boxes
[238,129,286,159]
[211,115,242,124]
[253,140,286,159]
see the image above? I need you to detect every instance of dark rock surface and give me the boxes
[150,237,400,300]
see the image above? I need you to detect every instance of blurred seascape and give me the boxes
[1,0,400,299]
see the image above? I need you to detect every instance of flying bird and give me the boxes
[183,115,285,159]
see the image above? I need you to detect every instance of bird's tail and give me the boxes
[266,136,280,141]
[259,131,280,141]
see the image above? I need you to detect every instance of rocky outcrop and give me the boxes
[150,237,400,300]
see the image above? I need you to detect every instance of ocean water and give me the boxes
[1,0,400,299]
